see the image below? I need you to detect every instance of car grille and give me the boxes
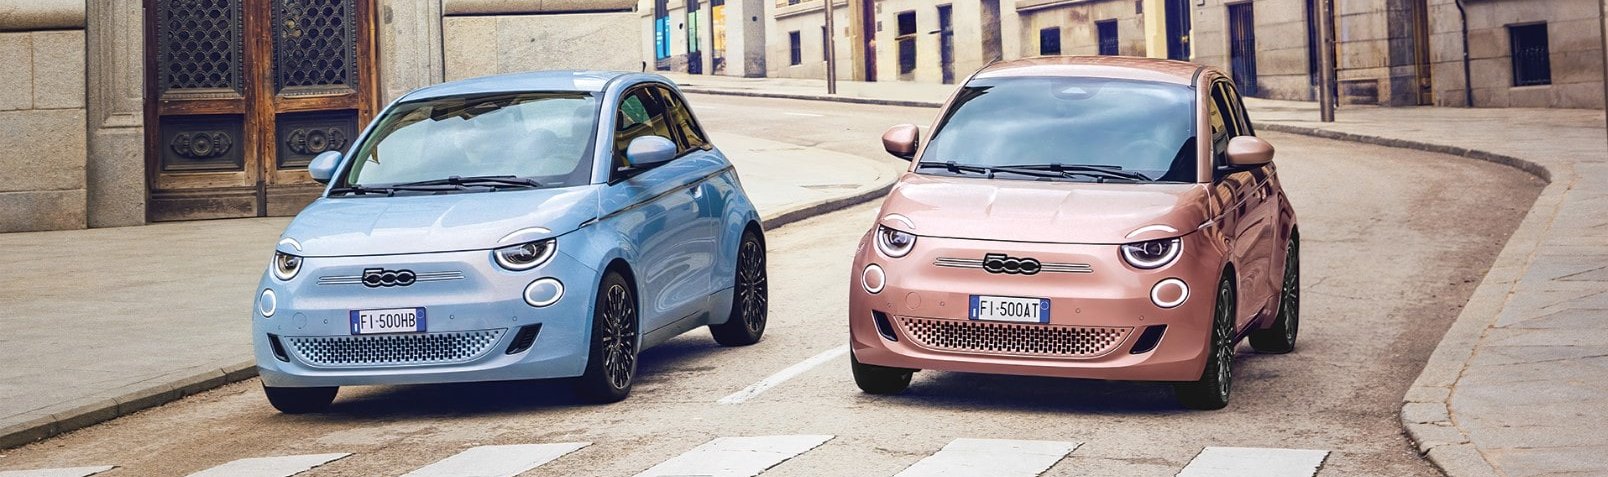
[894,317,1130,358]
[284,329,506,368]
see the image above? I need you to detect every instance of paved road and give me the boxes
[0,95,1542,476]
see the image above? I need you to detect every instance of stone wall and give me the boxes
[1018,0,1148,58]
[0,1,88,233]
[1427,0,1605,108]
[443,0,644,81]
[768,0,854,80]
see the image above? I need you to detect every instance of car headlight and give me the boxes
[875,225,916,258]
[1121,237,1182,269]
[494,238,557,271]
[272,251,302,281]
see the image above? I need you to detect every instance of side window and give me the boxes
[612,87,674,171]
[1209,82,1244,167]
[654,87,711,153]
[1223,83,1256,136]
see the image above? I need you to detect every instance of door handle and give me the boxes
[691,186,704,200]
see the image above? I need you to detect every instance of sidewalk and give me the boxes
[0,133,906,449]
[668,72,1608,477]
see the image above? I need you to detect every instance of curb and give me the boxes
[0,361,258,450]
[0,145,904,453]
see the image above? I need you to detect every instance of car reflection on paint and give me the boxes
[253,71,770,413]
[848,57,1301,410]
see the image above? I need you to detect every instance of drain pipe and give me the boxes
[1455,0,1474,107]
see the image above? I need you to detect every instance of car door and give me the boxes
[651,86,725,310]
[1207,79,1274,329]
[1221,81,1282,318]
[604,86,709,334]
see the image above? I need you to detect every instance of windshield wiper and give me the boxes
[392,175,542,189]
[999,163,1152,182]
[328,183,467,196]
[915,161,997,176]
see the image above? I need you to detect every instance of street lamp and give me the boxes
[825,0,838,94]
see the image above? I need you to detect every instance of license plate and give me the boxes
[350,307,426,335]
[969,295,1050,323]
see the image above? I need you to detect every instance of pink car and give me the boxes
[848,57,1299,410]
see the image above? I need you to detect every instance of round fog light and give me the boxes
[862,264,886,294]
[1150,278,1188,309]
[524,278,564,307]
[259,288,277,317]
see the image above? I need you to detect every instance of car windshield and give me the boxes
[337,91,599,192]
[919,76,1197,183]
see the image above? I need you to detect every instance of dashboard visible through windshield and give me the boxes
[334,92,600,195]
[919,76,1197,183]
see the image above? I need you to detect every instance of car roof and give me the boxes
[399,70,658,102]
[972,56,1208,86]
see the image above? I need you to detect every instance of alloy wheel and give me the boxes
[737,239,768,334]
[600,283,638,390]
[1214,281,1235,402]
[1281,240,1300,344]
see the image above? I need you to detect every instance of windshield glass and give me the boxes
[338,92,599,190]
[920,76,1196,182]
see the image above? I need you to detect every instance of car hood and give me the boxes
[280,186,601,257]
[880,173,1211,244]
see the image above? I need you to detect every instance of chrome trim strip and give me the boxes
[933,258,1093,273]
[317,271,465,285]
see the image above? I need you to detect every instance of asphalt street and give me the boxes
[0,95,1543,477]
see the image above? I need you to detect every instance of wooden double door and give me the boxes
[145,0,377,221]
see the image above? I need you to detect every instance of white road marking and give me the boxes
[633,435,834,477]
[717,346,848,404]
[185,453,349,477]
[1176,447,1329,477]
[895,438,1080,477]
[784,112,824,117]
[0,466,115,477]
[402,443,589,477]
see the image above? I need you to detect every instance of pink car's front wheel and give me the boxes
[1173,276,1237,410]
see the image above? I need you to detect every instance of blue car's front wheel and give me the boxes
[711,229,767,347]
[575,271,639,403]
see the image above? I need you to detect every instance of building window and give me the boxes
[1039,27,1061,56]
[897,11,917,74]
[1097,20,1118,55]
[822,25,829,61]
[1509,23,1550,86]
[789,31,802,65]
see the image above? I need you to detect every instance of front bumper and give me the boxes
[849,232,1223,382]
[252,248,598,388]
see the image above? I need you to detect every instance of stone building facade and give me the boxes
[646,0,1606,109]
[0,0,640,233]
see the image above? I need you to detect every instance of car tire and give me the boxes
[1251,236,1299,354]
[1174,276,1236,410]
[851,352,914,395]
[575,271,639,404]
[710,229,768,347]
[263,385,337,414]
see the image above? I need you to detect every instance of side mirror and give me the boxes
[308,151,342,184]
[882,124,920,160]
[624,135,678,170]
[1225,136,1274,167]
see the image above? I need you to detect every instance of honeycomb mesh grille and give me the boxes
[285,329,505,367]
[895,317,1130,358]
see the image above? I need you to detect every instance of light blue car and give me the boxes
[252,71,769,413]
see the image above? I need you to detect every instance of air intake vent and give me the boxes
[505,324,543,355]
[267,334,289,362]
[284,329,506,368]
[1129,325,1167,354]
[872,311,898,341]
[894,316,1129,358]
